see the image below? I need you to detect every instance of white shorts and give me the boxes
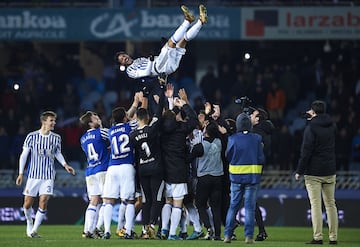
[154,45,186,75]
[102,164,135,200]
[165,182,188,200]
[86,171,106,197]
[23,178,54,197]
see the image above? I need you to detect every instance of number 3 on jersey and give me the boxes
[111,134,131,155]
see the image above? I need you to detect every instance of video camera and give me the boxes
[235,96,253,115]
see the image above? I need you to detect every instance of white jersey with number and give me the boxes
[23,130,62,180]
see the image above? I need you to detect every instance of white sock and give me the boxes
[103,203,113,234]
[24,207,33,236]
[184,19,202,41]
[161,203,172,231]
[188,206,202,232]
[117,202,126,230]
[171,20,191,44]
[206,207,215,231]
[169,207,182,236]
[96,203,104,230]
[124,203,135,235]
[179,209,187,233]
[32,208,46,233]
[85,205,97,233]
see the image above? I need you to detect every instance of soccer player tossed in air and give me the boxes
[114,4,208,81]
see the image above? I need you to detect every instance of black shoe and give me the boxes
[94,228,104,238]
[306,239,323,244]
[179,232,188,239]
[255,232,268,241]
[329,240,337,245]
[30,232,41,238]
[102,232,111,239]
[124,233,134,240]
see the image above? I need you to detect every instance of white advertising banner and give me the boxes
[241,7,360,40]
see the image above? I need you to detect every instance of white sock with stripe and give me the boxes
[32,208,46,233]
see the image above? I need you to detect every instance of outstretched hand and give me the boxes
[165,84,174,98]
[178,88,189,104]
[65,164,76,175]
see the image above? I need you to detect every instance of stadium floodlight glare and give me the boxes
[13,83,20,91]
[323,40,331,53]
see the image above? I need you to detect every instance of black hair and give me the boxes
[114,51,126,65]
[206,121,220,139]
[311,100,326,114]
[136,108,149,123]
[111,107,126,124]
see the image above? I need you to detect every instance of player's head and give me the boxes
[205,120,220,139]
[111,107,127,125]
[136,108,150,124]
[114,51,133,68]
[40,111,57,130]
[80,111,101,129]
[311,100,326,115]
[248,107,259,126]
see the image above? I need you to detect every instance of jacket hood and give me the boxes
[236,113,252,132]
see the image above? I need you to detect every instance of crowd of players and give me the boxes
[77,77,271,242]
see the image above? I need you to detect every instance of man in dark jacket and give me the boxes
[252,107,274,241]
[160,88,198,240]
[295,100,338,245]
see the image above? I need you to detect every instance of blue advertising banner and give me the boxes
[0,7,240,41]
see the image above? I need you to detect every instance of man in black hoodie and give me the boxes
[295,100,338,245]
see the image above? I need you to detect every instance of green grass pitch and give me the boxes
[1,225,359,247]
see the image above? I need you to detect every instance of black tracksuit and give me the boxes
[161,104,198,184]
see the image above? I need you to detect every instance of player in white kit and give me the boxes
[115,4,208,80]
[15,111,76,238]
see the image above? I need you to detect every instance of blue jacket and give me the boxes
[226,131,265,184]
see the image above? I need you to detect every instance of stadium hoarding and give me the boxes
[241,7,360,40]
[0,7,239,41]
[0,197,359,227]
[0,7,359,41]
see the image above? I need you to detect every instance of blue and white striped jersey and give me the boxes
[23,130,62,180]
[126,57,155,79]
[108,121,137,167]
[80,128,110,176]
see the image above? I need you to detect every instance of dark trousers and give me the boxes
[140,174,165,226]
[195,175,222,238]
[255,202,266,233]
